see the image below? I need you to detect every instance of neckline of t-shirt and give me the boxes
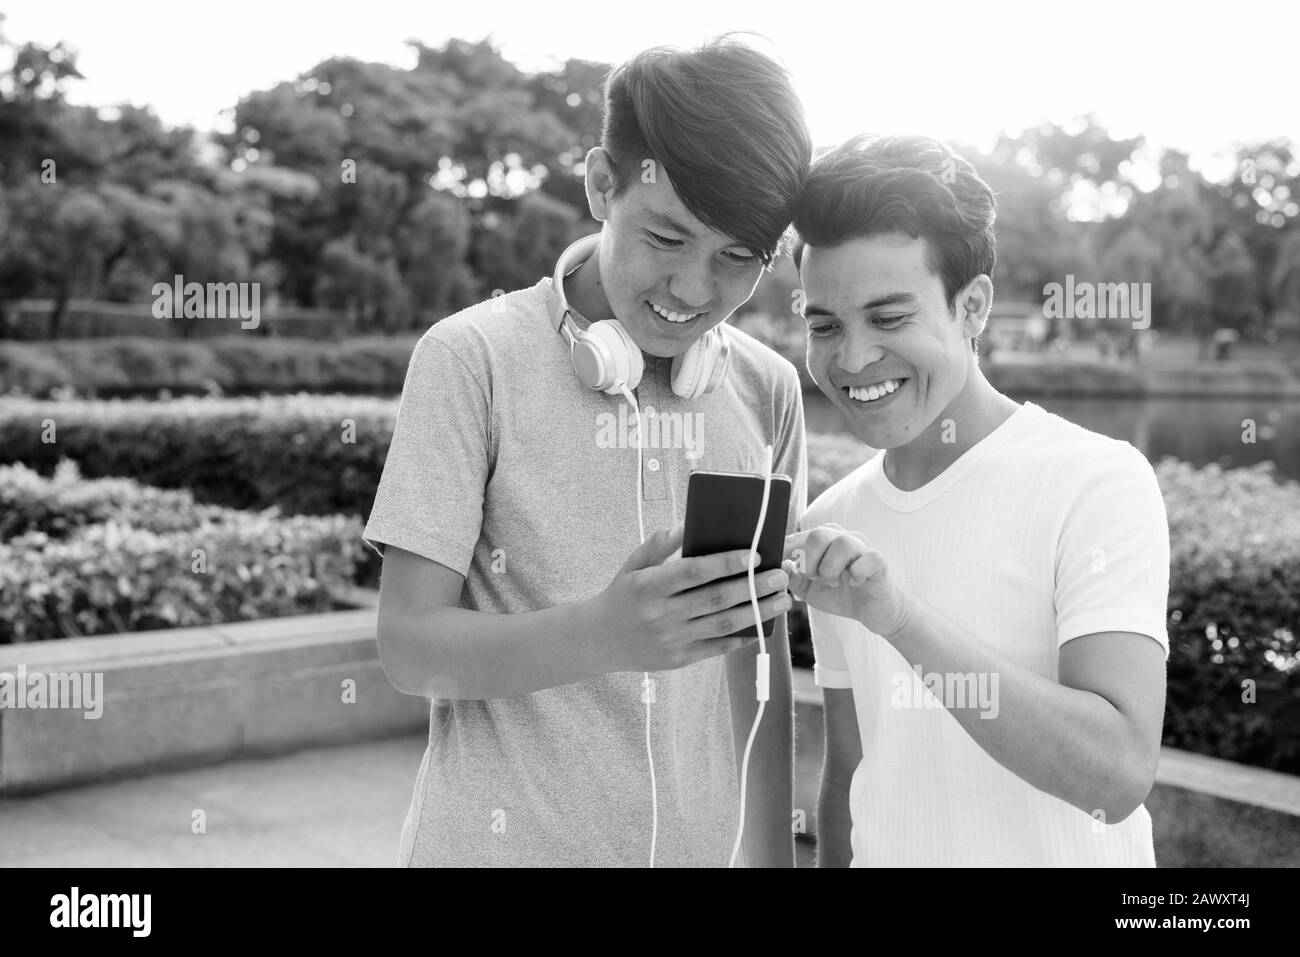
[863,401,1043,512]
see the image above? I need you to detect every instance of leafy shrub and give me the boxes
[1159,459,1300,771]
[0,335,418,398]
[0,395,395,517]
[1,459,225,539]
[0,461,363,643]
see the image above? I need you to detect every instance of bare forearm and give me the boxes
[727,621,795,867]
[816,776,853,867]
[380,598,606,699]
[885,596,1151,820]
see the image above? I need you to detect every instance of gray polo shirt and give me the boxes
[363,276,807,867]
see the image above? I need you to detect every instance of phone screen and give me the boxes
[681,470,792,638]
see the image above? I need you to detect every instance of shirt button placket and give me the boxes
[639,370,668,502]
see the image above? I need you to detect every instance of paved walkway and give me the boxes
[0,735,817,867]
[0,736,427,867]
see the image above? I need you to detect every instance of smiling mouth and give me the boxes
[842,378,909,404]
[648,301,703,324]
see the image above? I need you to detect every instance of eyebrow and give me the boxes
[643,209,700,239]
[803,291,919,318]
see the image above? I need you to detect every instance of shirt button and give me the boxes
[647,458,661,472]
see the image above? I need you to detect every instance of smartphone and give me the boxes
[681,469,792,638]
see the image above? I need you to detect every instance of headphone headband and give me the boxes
[551,233,603,341]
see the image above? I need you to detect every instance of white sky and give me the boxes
[3,0,1295,182]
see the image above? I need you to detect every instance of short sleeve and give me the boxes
[362,332,491,576]
[809,607,854,689]
[1054,444,1171,658]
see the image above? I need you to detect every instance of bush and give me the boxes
[0,395,396,517]
[0,459,226,540]
[0,461,363,643]
[0,394,399,592]
[0,335,419,398]
[1159,459,1300,772]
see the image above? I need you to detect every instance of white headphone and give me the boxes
[550,234,730,398]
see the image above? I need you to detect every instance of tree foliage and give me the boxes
[1,20,1297,340]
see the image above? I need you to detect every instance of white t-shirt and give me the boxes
[807,401,1170,867]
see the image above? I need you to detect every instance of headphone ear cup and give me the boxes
[580,319,643,394]
[671,328,728,398]
[705,333,730,393]
[670,339,708,399]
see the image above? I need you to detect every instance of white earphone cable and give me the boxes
[615,383,773,869]
[619,385,656,868]
[729,442,775,868]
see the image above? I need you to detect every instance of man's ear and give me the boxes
[585,147,617,222]
[955,274,994,341]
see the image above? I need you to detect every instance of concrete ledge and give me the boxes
[1154,746,1300,817]
[0,608,429,795]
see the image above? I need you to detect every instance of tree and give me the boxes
[971,146,1093,305]
[316,236,410,331]
[1101,151,1216,339]
[399,192,476,323]
[1207,231,1262,336]
[1269,229,1300,334]
[988,115,1143,216]
[0,13,84,181]
[218,38,601,316]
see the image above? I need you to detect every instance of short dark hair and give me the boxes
[792,134,997,305]
[601,36,812,267]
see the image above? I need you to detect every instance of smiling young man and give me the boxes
[784,135,1170,866]
[362,38,811,866]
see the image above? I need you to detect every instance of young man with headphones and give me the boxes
[363,37,812,866]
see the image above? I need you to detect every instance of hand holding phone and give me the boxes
[681,469,793,638]
[589,515,791,674]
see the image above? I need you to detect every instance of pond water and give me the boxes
[802,392,1300,481]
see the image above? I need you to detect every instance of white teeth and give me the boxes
[847,379,904,402]
[651,302,698,322]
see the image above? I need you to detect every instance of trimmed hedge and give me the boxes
[0,335,418,398]
[0,461,363,643]
[6,333,1297,401]
[0,395,395,517]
